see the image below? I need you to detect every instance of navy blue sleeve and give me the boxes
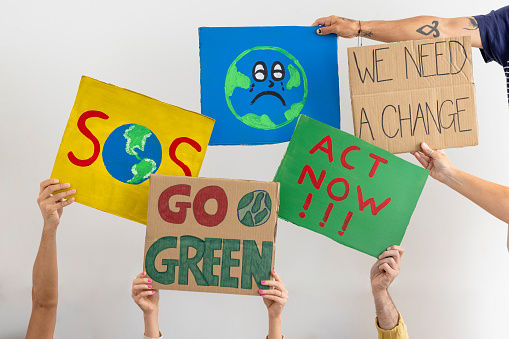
[474,6,509,66]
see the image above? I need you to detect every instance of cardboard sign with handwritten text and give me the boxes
[348,36,478,153]
[273,115,428,257]
[144,174,279,296]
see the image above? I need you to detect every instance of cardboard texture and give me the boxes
[200,26,340,145]
[348,36,478,153]
[273,115,428,257]
[144,174,280,296]
[51,76,214,224]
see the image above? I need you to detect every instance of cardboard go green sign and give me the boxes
[144,174,280,296]
[274,115,428,257]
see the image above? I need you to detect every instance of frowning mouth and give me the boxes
[250,91,286,106]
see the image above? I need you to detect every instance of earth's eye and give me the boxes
[252,61,267,82]
[271,61,285,81]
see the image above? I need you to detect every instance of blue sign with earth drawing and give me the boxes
[199,26,340,145]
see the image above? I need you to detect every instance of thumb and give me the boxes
[420,142,437,158]
[316,25,336,36]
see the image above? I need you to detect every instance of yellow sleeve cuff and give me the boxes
[375,312,409,339]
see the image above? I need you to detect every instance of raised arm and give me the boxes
[414,142,509,224]
[312,15,482,48]
[26,179,75,339]
[259,270,288,339]
[370,246,409,338]
[132,272,161,339]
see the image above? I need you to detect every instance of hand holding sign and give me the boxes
[412,142,455,184]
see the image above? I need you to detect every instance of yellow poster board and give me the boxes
[51,76,214,224]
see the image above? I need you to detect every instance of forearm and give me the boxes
[144,311,161,338]
[373,290,399,330]
[32,226,58,307]
[26,225,59,339]
[445,168,509,224]
[267,315,282,339]
[359,16,481,48]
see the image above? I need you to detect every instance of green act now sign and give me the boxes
[274,115,428,257]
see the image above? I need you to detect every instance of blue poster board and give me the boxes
[200,26,340,145]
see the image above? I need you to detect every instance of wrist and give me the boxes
[442,166,460,187]
[372,287,389,299]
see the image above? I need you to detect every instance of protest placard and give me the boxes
[274,115,428,257]
[144,174,279,295]
[51,76,214,224]
[200,26,340,145]
[348,36,478,153]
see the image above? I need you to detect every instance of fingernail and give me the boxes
[261,281,265,284]
[152,291,156,294]
[148,285,152,289]
[147,279,152,283]
[422,142,429,149]
[272,270,275,273]
[70,197,75,201]
[53,179,59,183]
[71,189,76,193]
[142,272,146,275]
[259,290,263,293]
[64,183,70,188]
[261,294,265,296]
[317,28,322,34]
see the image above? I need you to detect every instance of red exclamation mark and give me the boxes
[338,211,353,236]
[319,203,334,227]
[299,193,313,218]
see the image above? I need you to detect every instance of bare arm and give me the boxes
[26,179,75,339]
[312,15,482,48]
[132,272,161,338]
[414,143,509,224]
[370,246,405,330]
[260,271,288,339]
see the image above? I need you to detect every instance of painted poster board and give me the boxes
[51,76,214,224]
[348,36,478,153]
[273,115,428,257]
[144,174,280,296]
[200,26,340,145]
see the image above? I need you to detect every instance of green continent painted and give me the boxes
[225,65,251,97]
[127,158,157,184]
[286,64,301,90]
[124,124,153,160]
[240,113,277,130]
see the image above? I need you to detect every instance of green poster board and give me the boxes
[273,115,428,257]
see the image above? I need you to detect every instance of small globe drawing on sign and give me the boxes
[102,124,162,185]
[237,190,272,227]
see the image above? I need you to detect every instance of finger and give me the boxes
[132,284,154,292]
[261,280,284,290]
[133,277,153,286]
[40,179,59,194]
[260,288,286,297]
[387,245,405,258]
[377,257,398,271]
[412,151,430,169]
[317,25,337,35]
[311,18,326,26]
[261,294,286,303]
[49,189,76,203]
[138,290,157,297]
[379,262,396,276]
[378,249,401,263]
[420,142,439,159]
[271,270,283,283]
[40,183,71,200]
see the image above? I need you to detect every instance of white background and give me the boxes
[1,1,508,338]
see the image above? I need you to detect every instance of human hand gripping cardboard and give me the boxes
[260,270,288,339]
[132,272,161,339]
